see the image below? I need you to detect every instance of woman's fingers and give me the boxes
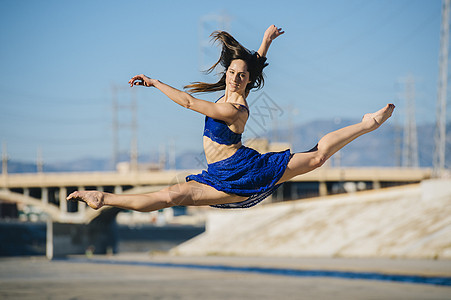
[130,81,144,87]
[273,26,284,37]
[266,25,285,41]
[129,74,150,87]
[129,75,143,87]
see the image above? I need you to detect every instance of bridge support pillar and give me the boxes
[77,186,86,215]
[291,182,299,199]
[46,218,53,260]
[373,181,381,190]
[78,202,86,215]
[319,181,328,197]
[59,187,67,214]
[41,188,48,204]
[276,184,284,202]
[114,185,123,194]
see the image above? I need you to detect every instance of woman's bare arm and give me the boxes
[128,75,243,123]
[257,25,284,58]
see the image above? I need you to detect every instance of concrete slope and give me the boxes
[171,180,451,259]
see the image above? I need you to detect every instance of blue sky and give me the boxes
[0,0,442,164]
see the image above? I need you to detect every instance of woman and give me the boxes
[67,25,394,211]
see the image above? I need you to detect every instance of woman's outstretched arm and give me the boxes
[128,75,244,123]
[257,25,284,58]
[129,75,193,108]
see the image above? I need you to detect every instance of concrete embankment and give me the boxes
[171,179,451,259]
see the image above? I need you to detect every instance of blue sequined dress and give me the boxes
[186,98,291,208]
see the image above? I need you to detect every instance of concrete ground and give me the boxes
[0,254,450,300]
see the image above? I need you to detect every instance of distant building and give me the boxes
[245,138,291,154]
[116,161,163,173]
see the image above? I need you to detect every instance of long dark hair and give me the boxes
[184,31,268,94]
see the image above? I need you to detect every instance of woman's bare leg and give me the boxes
[277,104,395,183]
[66,181,246,212]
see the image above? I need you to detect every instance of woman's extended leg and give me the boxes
[277,104,395,183]
[66,181,246,212]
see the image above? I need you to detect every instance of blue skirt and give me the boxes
[186,146,291,208]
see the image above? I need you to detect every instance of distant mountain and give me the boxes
[6,161,39,173]
[270,119,447,168]
[4,121,450,173]
[5,157,113,173]
[44,157,113,172]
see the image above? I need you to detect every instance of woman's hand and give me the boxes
[264,25,284,42]
[258,25,284,58]
[128,74,155,87]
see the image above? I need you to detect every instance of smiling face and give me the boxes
[225,59,251,94]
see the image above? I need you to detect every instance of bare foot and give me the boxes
[361,104,395,132]
[66,191,104,210]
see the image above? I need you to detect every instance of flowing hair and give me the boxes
[184,31,268,94]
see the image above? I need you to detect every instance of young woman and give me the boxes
[67,25,394,211]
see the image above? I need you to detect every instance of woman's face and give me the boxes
[226,59,251,94]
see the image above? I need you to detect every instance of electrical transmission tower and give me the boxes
[433,0,450,177]
[112,85,138,172]
[199,12,231,71]
[401,75,419,168]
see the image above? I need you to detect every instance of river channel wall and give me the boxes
[172,179,451,259]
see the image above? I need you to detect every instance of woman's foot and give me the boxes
[66,191,104,210]
[361,104,395,132]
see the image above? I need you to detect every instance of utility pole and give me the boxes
[37,146,43,173]
[394,114,403,167]
[159,143,166,170]
[112,85,139,172]
[433,0,450,177]
[112,86,119,170]
[130,88,138,172]
[401,75,419,168]
[168,139,176,170]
